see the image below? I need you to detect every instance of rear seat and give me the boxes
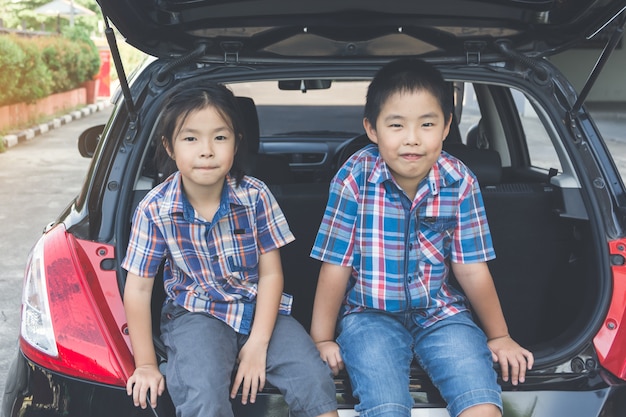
[445,138,573,348]
[268,182,330,330]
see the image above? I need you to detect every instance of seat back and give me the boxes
[236,96,293,184]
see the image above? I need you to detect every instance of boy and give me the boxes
[310,59,533,417]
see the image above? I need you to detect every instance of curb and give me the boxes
[1,101,111,150]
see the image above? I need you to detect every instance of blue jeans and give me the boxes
[337,310,501,417]
[160,302,337,417]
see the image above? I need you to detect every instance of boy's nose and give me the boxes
[405,128,421,146]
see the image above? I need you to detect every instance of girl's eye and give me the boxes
[215,135,228,141]
[182,136,196,142]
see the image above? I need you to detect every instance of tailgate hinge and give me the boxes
[222,41,243,65]
[465,41,486,65]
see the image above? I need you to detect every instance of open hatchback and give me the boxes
[4,1,626,416]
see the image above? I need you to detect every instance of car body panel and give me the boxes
[594,238,626,380]
[96,0,626,60]
[4,354,626,417]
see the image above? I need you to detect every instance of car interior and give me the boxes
[125,77,598,386]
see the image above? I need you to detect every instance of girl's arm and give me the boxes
[310,262,352,375]
[452,261,534,385]
[124,272,165,409]
[230,248,283,405]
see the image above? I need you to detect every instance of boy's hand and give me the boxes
[126,364,165,409]
[316,340,344,376]
[487,335,534,385]
[231,337,268,405]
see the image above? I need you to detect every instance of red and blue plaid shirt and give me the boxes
[311,145,495,327]
[122,172,295,334]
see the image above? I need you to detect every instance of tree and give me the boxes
[0,0,100,35]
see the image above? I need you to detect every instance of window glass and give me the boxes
[512,90,562,172]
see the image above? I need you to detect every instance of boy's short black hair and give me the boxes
[364,58,453,129]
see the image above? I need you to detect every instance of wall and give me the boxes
[0,88,86,132]
[550,43,626,103]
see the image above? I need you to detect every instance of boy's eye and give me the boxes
[422,122,434,127]
[389,123,403,128]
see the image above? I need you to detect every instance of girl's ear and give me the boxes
[162,136,175,160]
[235,133,243,153]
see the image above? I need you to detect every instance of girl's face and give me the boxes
[166,105,237,194]
[364,89,451,199]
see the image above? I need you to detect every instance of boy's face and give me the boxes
[166,105,237,195]
[364,89,451,198]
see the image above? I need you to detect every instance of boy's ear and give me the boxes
[363,118,378,144]
[442,113,453,142]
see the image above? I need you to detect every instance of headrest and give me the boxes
[466,119,489,150]
[444,143,502,186]
[235,96,260,154]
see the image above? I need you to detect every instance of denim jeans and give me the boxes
[337,310,501,417]
[160,301,337,417]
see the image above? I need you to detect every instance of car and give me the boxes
[4,1,626,416]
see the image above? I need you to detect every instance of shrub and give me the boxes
[0,31,100,106]
[0,36,26,106]
[62,26,101,82]
[11,37,53,104]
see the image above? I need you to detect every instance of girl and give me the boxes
[122,82,338,417]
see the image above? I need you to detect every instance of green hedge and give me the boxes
[0,30,100,107]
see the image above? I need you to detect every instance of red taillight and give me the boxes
[20,224,134,386]
[594,239,626,380]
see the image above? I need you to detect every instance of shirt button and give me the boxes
[212,255,218,262]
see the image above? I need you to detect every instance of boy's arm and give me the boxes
[124,272,165,409]
[452,261,534,385]
[310,262,352,375]
[231,248,283,405]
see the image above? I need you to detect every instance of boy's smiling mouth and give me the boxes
[400,153,424,160]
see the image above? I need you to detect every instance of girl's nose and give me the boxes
[199,139,214,157]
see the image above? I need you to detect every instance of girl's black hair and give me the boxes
[364,58,453,129]
[154,82,247,185]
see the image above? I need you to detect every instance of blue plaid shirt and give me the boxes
[311,145,495,327]
[122,172,295,334]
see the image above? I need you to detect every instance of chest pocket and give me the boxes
[226,228,259,273]
[417,216,456,264]
[223,206,260,282]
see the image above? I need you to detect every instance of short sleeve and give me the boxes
[121,205,168,278]
[310,175,359,266]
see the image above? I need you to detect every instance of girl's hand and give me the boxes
[230,337,268,405]
[126,364,165,409]
[316,340,344,376]
[487,335,534,385]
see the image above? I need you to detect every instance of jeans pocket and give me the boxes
[161,301,189,323]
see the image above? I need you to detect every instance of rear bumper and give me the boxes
[4,351,626,417]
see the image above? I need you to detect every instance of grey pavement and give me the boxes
[0,104,113,405]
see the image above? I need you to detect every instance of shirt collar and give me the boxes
[159,172,251,221]
[368,149,465,199]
